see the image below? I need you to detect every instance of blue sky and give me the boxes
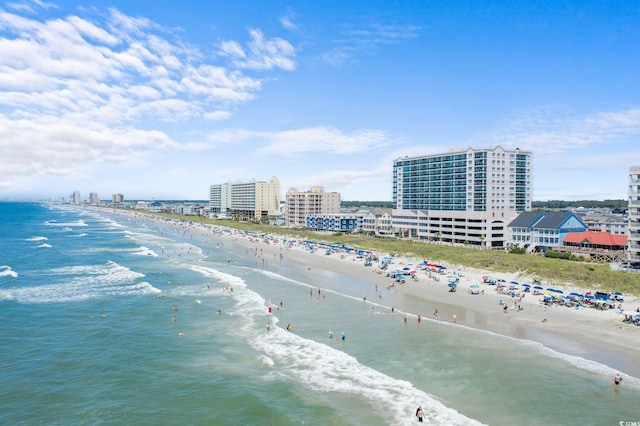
[1,0,639,202]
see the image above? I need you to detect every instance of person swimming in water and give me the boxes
[340,331,346,341]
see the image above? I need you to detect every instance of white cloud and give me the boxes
[0,114,175,189]
[322,22,421,67]
[203,110,232,121]
[204,126,393,155]
[489,106,640,154]
[0,6,296,191]
[219,29,296,71]
[6,0,56,14]
[279,13,299,31]
[262,127,390,154]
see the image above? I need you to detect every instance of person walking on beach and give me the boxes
[453,313,457,323]
[614,373,622,387]
[416,406,424,422]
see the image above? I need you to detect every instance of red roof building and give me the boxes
[563,229,628,250]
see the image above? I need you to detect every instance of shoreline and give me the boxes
[213,226,640,379]
[104,209,640,379]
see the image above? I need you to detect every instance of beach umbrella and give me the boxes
[470,284,480,289]
[510,281,519,285]
[448,282,456,287]
[613,291,623,296]
[585,295,595,299]
[555,289,564,294]
[497,279,506,282]
[533,285,543,290]
[521,283,530,287]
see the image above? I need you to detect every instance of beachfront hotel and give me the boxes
[209,176,281,221]
[628,166,640,265]
[284,186,341,227]
[392,145,532,248]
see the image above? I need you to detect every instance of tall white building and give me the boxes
[89,192,100,205]
[628,166,640,265]
[209,176,281,221]
[392,145,532,248]
[284,186,341,227]
[71,191,81,205]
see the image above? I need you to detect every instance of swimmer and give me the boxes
[340,331,346,341]
[286,323,292,331]
[178,331,184,337]
[329,329,333,339]
[614,373,622,387]
[266,323,271,332]
[172,316,177,322]
[172,305,178,312]
[217,309,222,315]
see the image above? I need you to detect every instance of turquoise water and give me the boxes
[1,202,638,425]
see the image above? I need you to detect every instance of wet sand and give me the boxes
[105,210,640,378]
[211,228,640,378]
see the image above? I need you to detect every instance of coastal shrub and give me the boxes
[509,247,526,254]
[545,250,571,260]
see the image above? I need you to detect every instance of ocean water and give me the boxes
[1,202,638,426]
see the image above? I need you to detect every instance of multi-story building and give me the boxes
[305,213,362,233]
[70,191,81,205]
[209,176,281,221]
[361,208,393,236]
[89,192,100,205]
[628,166,640,265]
[112,194,124,204]
[284,186,340,227]
[581,213,628,236]
[392,145,532,248]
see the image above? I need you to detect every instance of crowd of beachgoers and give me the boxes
[101,209,640,379]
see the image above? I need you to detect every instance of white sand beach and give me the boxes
[207,225,640,377]
[109,210,640,377]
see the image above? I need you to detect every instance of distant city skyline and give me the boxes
[0,1,639,202]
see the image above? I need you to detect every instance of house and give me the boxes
[507,211,587,252]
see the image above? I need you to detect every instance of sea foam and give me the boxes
[0,265,18,278]
[4,261,156,304]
